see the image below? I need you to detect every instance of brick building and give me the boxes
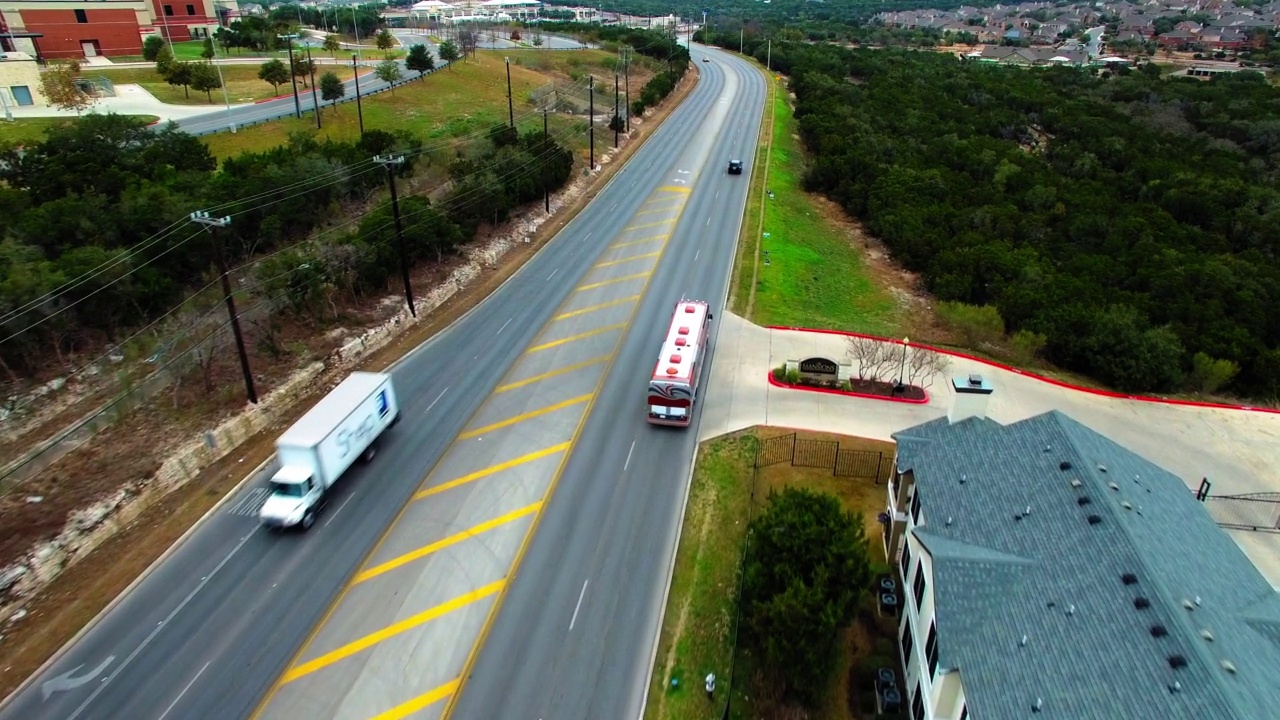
[0,0,227,59]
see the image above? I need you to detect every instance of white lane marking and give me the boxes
[425,387,450,413]
[624,440,636,471]
[496,317,512,336]
[581,231,593,244]
[569,579,590,631]
[66,530,257,720]
[548,268,559,281]
[705,217,711,226]
[325,492,356,527]
[694,249,700,262]
[156,661,210,720]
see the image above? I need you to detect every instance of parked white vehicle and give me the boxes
[259,372,400,531]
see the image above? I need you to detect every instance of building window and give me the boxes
[911,489,921,524]
[75,9,88,23]
[913,563,927,608]
[164,5,174,16]
[899,541,911,584]
[911,682,925,720]
[900,620,914,666]
[925,622,939,678]
[186,4,196,15]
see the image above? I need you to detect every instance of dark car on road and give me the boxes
[727,160,743,175]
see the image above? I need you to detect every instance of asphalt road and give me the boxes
[0,46,761,720]
[447,51,765,720]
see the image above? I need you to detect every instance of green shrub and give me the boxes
[1009,329,1048,364]
[1189,352,1239,394]
[936,301,1005,348]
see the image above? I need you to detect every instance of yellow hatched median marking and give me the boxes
[609,233,668,249]
[282,581,505,683]
[414,443,570,500]
[494,356,610,393]
[574,272,650,293]
[621,219,676,232]
[554,296,639,321]
[633,205,680,217]
[525,323,626,353]
[367,679,460,720]
[593,250,662,269]
[657,185,692,194]
[355,502,543,584]
[458,394,592,439]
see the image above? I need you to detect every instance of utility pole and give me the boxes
[505,56,514,128]
[543,94,550,213]
[588,74,595,170]
[767,38,772,71]
[189,212,258,405]
[740,28,744,54]
[279,34,302,119]
[624,47,630,133]
[613,73,619,148]
[373,155,416,317]
[352,54,365,135]
[305,42,321,129]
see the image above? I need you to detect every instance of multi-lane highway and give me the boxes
[0,46,765,720]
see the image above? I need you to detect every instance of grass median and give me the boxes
[646,427,899,720]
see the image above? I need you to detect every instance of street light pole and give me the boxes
[352,54,365,135]
[588,74,594,170]
[623,47,630,133]
[896,337,910,393]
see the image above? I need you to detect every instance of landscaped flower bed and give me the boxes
[769,366,929,404]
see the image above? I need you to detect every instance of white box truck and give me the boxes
[259,371,400,531]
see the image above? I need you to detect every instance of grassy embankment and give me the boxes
[645,429,898,720]
[0,116,160,145]
[730,73,899,337]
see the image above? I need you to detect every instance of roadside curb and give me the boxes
[769,325,1280,415]
[0,453,274,710]
[765,373,930,405]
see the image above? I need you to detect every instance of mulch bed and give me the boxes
[769,374,929,404]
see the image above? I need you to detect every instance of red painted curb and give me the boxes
[766,373,931,405]
[767,326,1280,415]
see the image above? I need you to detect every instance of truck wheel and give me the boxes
[301,509,316,530]
[362,444,377,463]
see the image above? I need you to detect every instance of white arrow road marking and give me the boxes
[41,656,115,701]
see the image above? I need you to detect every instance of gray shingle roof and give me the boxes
[892,411,1280,720]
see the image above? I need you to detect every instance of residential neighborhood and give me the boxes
[875,0,1280,66]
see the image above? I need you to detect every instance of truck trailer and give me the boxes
[259,371,400,531]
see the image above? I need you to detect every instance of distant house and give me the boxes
[1157,29,1201,49]
[977,44,1086,65]
[883,379,1280,720]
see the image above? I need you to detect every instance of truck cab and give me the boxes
[260,465,324,530]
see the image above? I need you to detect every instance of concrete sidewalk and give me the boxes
[701,311,1280,584]
[5,83,251,121]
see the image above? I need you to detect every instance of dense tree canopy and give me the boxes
[0,115,577,381]
[702,37,1280,398]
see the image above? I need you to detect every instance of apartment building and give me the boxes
[883,376,1280,719]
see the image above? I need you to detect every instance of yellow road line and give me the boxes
[621,219,676,232]
[657,185,692,194]
[282,581,504,684]
[440,182,692,720]
[414,443,570,500]
[367,679,460,720]
[458,394,592,439]
[355,503,542,584]
[593,251,662,269]
[609,233,668,249]
[525,323,625,353]
[574,272,650,293]
[554,295,640,321]
[494,356,610,393]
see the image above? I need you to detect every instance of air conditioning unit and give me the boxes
[880,577,897,593]
[875,668,901,715]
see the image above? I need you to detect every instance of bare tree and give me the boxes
[458,28,479,59]
[906,346,951,389]
[844,336,881,381]
[867,342,899,383]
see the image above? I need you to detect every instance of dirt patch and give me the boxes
[0,63,701,704]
